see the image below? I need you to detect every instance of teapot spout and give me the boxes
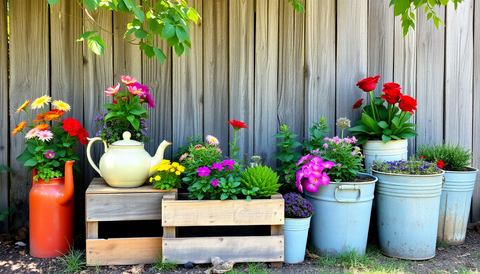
[56,160,75,206]
[149,140,172,177]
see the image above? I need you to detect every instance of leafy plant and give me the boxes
[274,125,302,191]
[371,157,442,175]
[152,252,178,272]
[172,134,203,160]
[303,116,330,154]
[240,165,280,200]
[417,143,473,171]
[283,192,314,218]
[0,165,13,177]
[0,208,13,222]
[149,159,185,190]
[57,247,86,273]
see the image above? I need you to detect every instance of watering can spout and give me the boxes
[56,160,75,206]
[149,140,172,177]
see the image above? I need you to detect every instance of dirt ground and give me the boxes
[1,228,480,274]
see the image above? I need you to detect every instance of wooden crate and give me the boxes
[85,178,177,266]
[162,194,285,266]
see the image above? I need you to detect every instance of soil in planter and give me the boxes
[177,225,271,238]
[97,220,163,239]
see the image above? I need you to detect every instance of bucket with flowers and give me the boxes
[297,117,377,256]
[13,96,88,258]
[349,76,418,173]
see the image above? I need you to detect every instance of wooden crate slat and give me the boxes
[86,237,162,266]
[86,178,178,194]
[162,199,284,226]
[162,236,284,264]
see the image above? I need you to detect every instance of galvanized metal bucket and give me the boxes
[305,173,377,256]
[363,140,408,174]
[438,167,478,244]
[283,216,311,264]
[373,170,444,260]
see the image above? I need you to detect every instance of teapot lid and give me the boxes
[110,132,143,147]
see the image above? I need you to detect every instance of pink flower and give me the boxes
[337,163,342,167]
[141,93,156,108]
[320,160,335,169]
[211,163,223,171]
[211,180,219,187]
[355,146,361,151]
[297,154,312,166]
[352,136,358,144]
[319,172,330,185]
[197,166,211,177]
[120,75,137,86]
[222,159,235,170]
[105,83,120,97]
[304,175,321,193]
[37,130,53,142]
[332,148,336,151]
[324,137,329,141]
[206,135,219,146]
[351,151,356,156]
[44,150,55,159]
[179,153,188,162]
[323,143,328,149]
[127,84,146,96]
[344,137,352,144]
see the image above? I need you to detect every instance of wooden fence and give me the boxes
[1,0,480,234]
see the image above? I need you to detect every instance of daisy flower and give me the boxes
[37,130,54,142]
[16,100,31,113]
[35,123,50,131]
[25,128,39,139]
[31,95,52,109]
[12,121,27,136]
[120,75,137,86]
[206,135,219,146]
[179,153,188,162]
[104,83,120,97]
[52,100,71,111]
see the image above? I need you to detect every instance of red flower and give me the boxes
[398,95,417,114]
[77,128,89,145]
[356,75,380,92]
[227,119,248,130]
[381,82,402,104]
[62,118,82,137]
[420,155,425,159]
[437,160,445,169]
[353,99,364,109]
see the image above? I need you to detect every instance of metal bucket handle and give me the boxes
[334,185,362,203]
[442,175,446,188]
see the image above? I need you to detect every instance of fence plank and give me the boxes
[49,1,85,238]
[393,12,416,156]
[444,0,474,149]
[416,7,445,148]
[203,0,229,154]
[472,0,480,222]
[277,0,305,143]
[172,0,203,156]
[336,0,368,135]
[0,0,8,233]
[229,0,254,160]
[83,7,113,186]
[9,0,50,227]
[305,0,335,137]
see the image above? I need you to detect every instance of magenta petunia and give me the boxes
[319,172,330,185]
[297,154,312,166]
[197,166,211,177]
[211,163,223,171]
[44,150,55,159]
[211,180,219,187]
[320,161,335,169]
[222,159,235,170]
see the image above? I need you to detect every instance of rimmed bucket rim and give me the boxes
[371,169,445,178]
[443,167,478,174]
[322,173,378,185]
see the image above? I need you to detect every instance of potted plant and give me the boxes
[282,192,314,264]
[418,143,477,244]
[13,96,88,258]
[297,117,377,256]
[371,158,444,260]
[349,76,418,173]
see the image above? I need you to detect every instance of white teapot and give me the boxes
[87,131,171,187]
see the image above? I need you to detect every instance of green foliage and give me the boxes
[436,240,453,248]
[152,252,178,272]
[303,117,330,154]
[150,160,184,190]
[417,142,473,171]
[57,248,86,273]
[240,165,280,199]
[172,134,203,160]
[287,0,305,13]
[181,143,222,176]
[390,0,464,36]
[0,208,13,222]
[371,157,442,175]
[0,165,13,177]
[245,262,268,274]
[274,125,302,192]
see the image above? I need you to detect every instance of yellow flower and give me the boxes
[155,175,161,181]
[172,162,179,167]
[31,95,52,109]
[177,166,185,173]
[169,168,175,173]
[52,100,71,111]
[149,177,153,182]
[160,159,171,165]
[175,171,181,176]
[16,100,31,113]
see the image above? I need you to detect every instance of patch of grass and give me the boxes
[224,269,240,274]
[436,240,453,248]
[151,252,178,272]
[57,248,86,273]
[246,262,268,274]
[473,252,480,259]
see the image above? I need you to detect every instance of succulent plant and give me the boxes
[240,165,281,198]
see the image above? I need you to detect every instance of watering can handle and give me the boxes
[334,185,362,203]
[86,137,107,177]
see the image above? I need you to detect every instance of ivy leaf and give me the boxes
[77,31,98,42]
[153,47,166,65]
[84,0,101,11]
[87,36,106,56]
[161,24,176,39]
[134,29,149,39]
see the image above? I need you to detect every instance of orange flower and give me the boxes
[51,109,66,116]
[16,100,31,113]
[32,113,45,124]
[44,110,64,121]
[12,121,27,136]
[35,123,50,130]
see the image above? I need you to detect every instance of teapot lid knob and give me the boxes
[123,131,131,140]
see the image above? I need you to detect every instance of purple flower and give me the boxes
[351,151,356,156]
[352,136,358,144]
[197,166,211,177]
[211,163,223,171]
[222,159,235,170]
[44,150,55,159]
[323,143,328,149]
[211,180,219,187]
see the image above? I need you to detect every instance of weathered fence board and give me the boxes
[0,0,9,232]
[305,0,336,137]
[472,0,480,222]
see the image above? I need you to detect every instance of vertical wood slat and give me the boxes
[415,6,445,148]
[172,0,203,154]
[229,0,254,160]
[83,7,113,186]
[336,0,368,136]
[471,0,480,222]
[254,0,279,167]
[305,0,336,136]
[0,0,9,233]
[444,0,474,149]
[9,0,50,227]
[277,0,305,143]
[203,0,229,155]
[49,1,85,236]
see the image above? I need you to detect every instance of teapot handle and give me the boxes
[86,137,107,177]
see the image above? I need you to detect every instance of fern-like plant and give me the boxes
[417,143,473,171]
[240,165,280,200]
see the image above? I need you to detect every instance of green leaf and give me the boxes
[402,123,418,128]
[161,24,176,39]
[440,0,448,5]
[88,36,106,56]
[132,119,140,130]
[123,27,136,38]
[383,129,393,135]
[122,0,134,10]
[167,36,179,47]
[153,47,166,65]
[220,193,228,200]
[48,0,62,5]
[378,121,389,129]
[16,150,33,164]
[104,111,117,121]
[396,128,418,139]
[134,29,148,39]
[361,113,381,133]
[24,158,38,167]
[132,7,145,23]
[76,31,98,42]
[130,106,147,115]
[176,26,189,42]
[140,43,155,58]
[187,8,199,24]
[174,43,184,56]
[84,0,101,11]
[148,19,161,32]
[394,0,411,16]
[382,134,392,143]
[52,160,60,167]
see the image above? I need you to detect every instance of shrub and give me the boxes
[240,165,280,199]
[417,143,473,171]
[371,158,442,175]
[283,192,314,218]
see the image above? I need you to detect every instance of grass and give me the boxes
[245,262,268,274]
[473,252,480,259]
[151,252,178,272]
[436,240,453,248]
[57,247,86,273]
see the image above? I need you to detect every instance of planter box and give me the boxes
[85,178,177,266]
[161,194,285,266]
